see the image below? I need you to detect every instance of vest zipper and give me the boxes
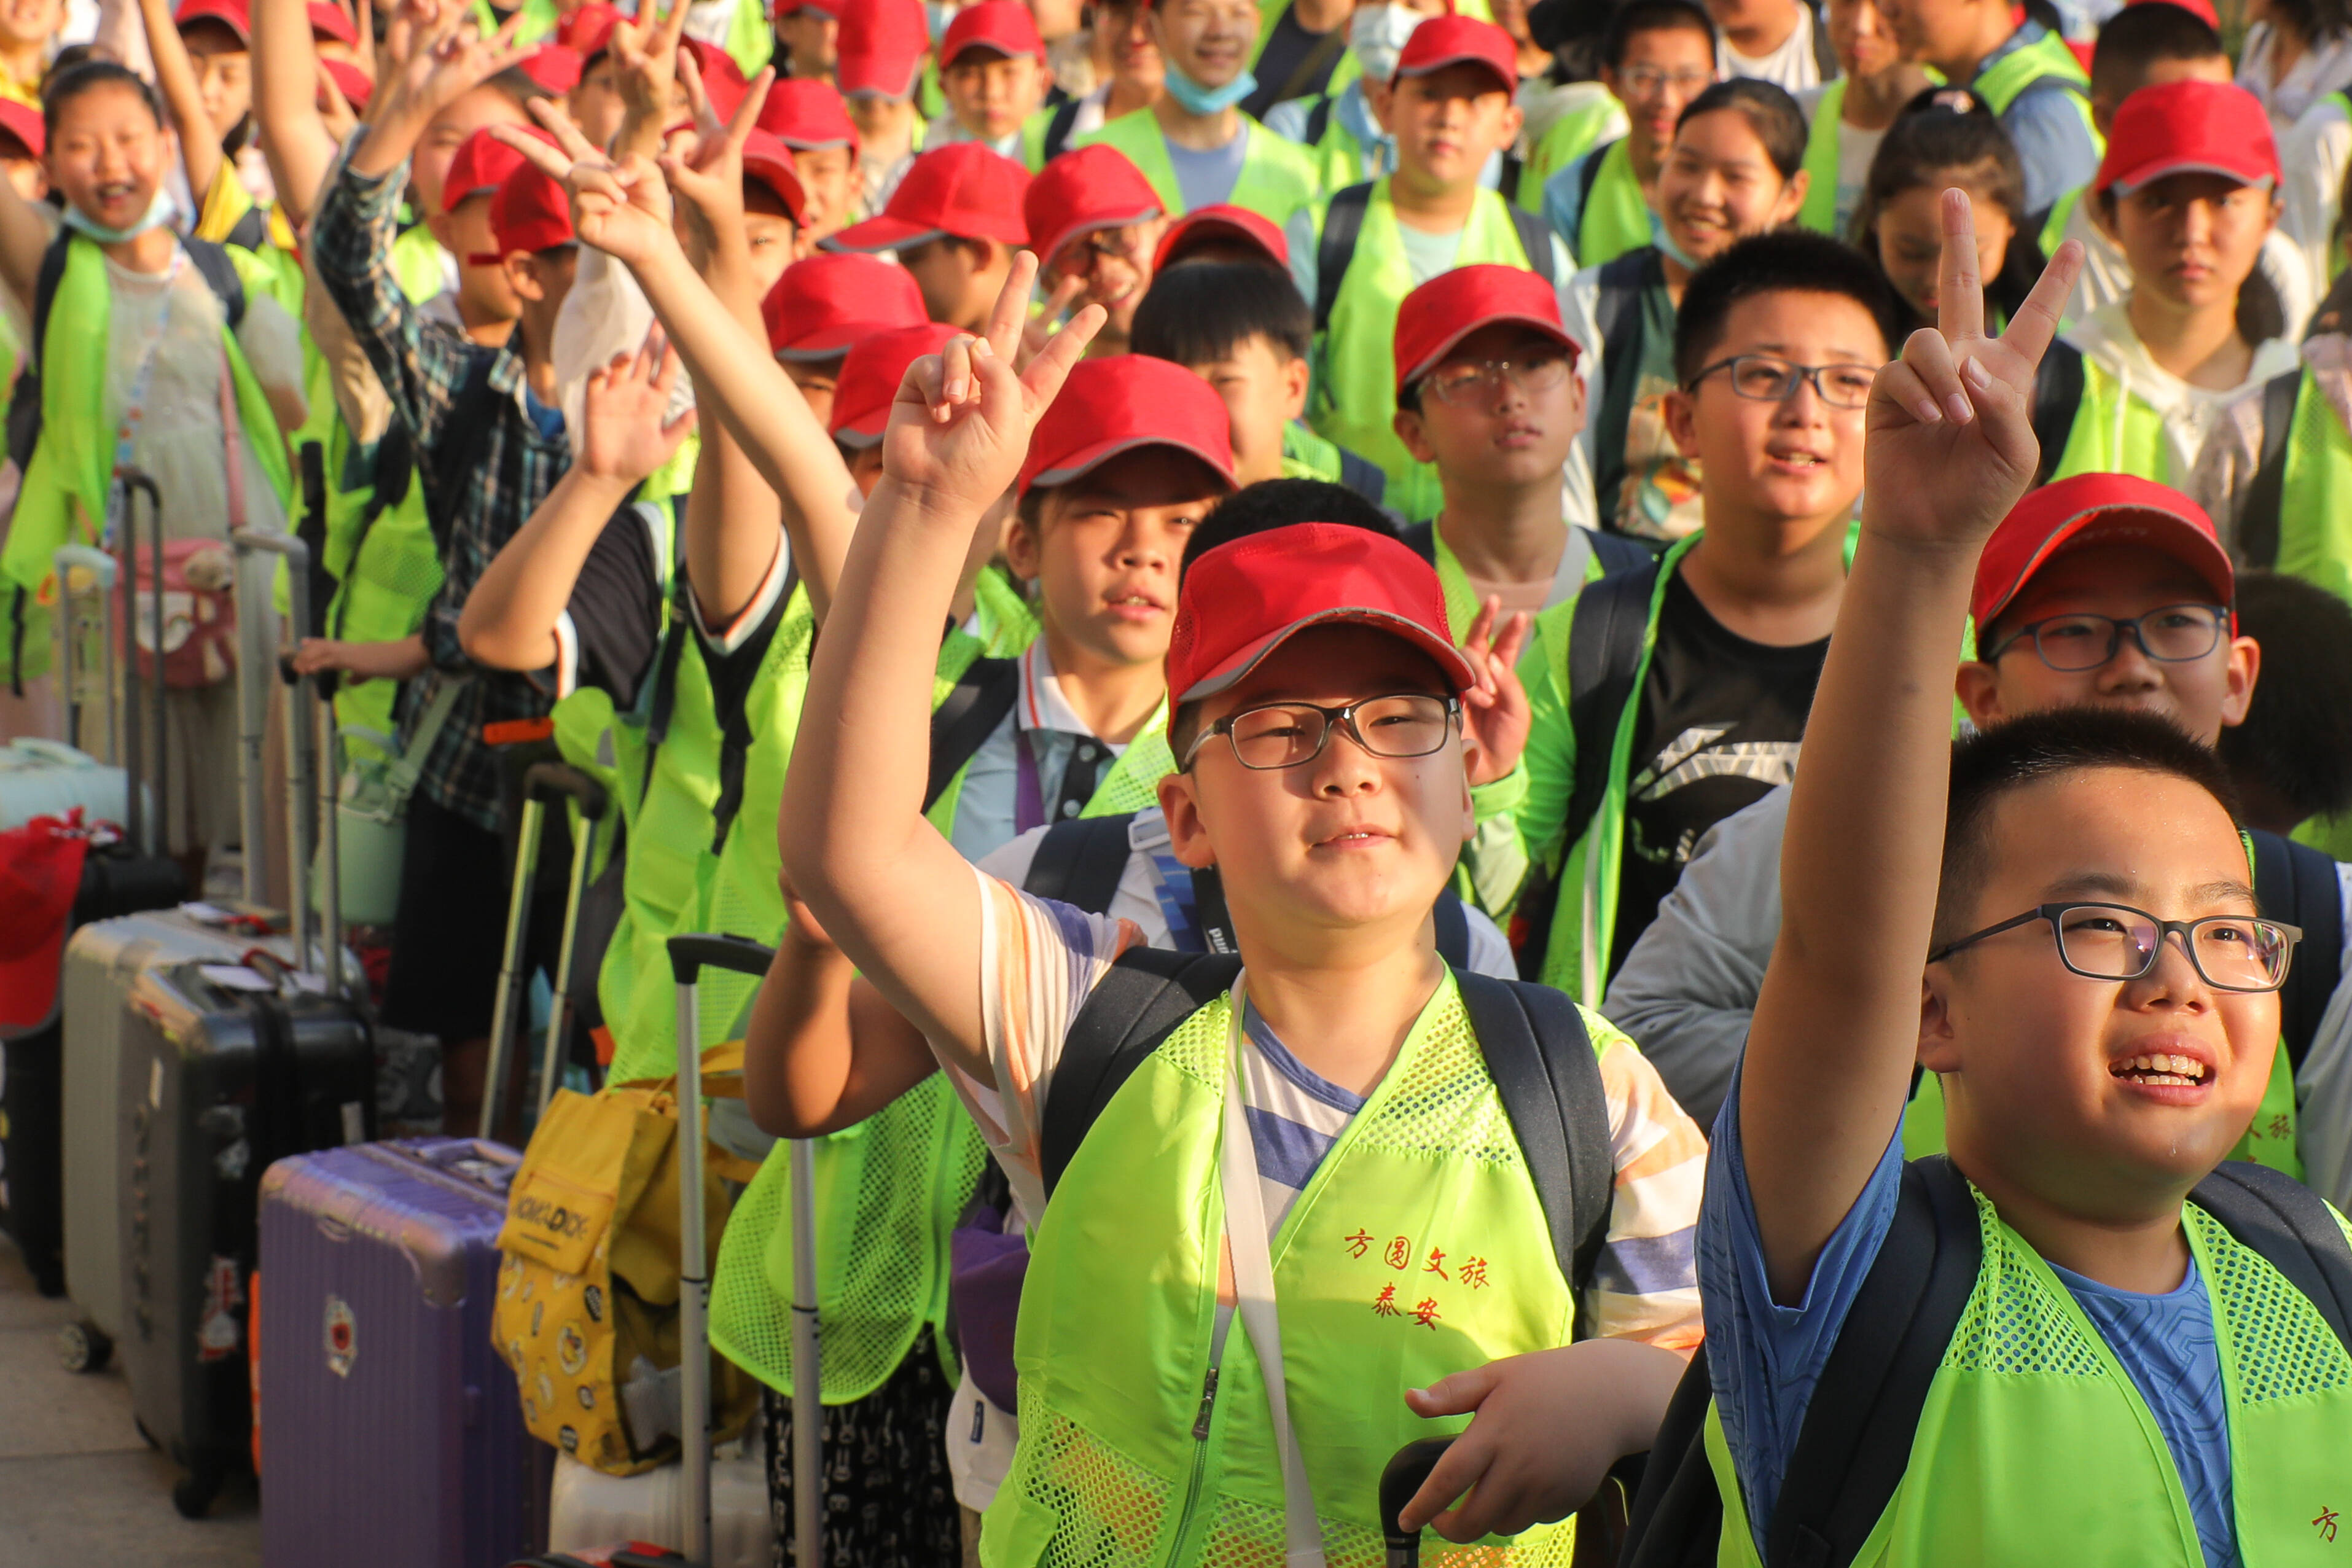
[1166,1313,1236,1561]
[1189,1367,1219,1440]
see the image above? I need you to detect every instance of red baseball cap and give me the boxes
[764,251,929,356]
[306,0,356,42]
[776,0,842,14]
[1970,473,2235,634]
[2122,0,2219,31]
[0,817,88,1035]
[830,321,961,445]
[836,0,929,97]
[759,77,861,152]
[680,37,751,123]
[443,126,529,211]
[829,141,1030,250]
[940,0,1044,65]
[2094,79,2279,196]
[0,97,45,158]
[1017,354,1235,496]
[319,55,373,110]
[1393,263,1580,396]
[1024,144,1162,273]
[521,42,585,93]
[1152,202,1289,271]
[741,130,813,223]
[557,1,622,60]
[466,134,576,260]
[174,0,250,40]
[1166,524,1478,716]
[1391,13,1514,95]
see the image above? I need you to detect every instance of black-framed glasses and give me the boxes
[1422,353,1573,406]
[1927,902,2300,992]
[1684,354,1878,410]
[1181,693,1461,771]
[1982,604,2229,673]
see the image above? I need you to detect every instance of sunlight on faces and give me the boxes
[844,438,886,494]
[2108,171,2278,314]
[778,9,839,76]
[1824,0,1901,79]
[568,56,627,153]
[1658,106,1806,267]
[0,0,60,51]
[1049,218,1166,333]
[1149,0,1257,90]
[783,354,842,424]
[44,79,171,233]
[1600,22,1714,163]
[743,182,801,291]
[181,18,251,139]
[2090,52,2227,134]
[1100,0,1163,85]
[1159,625,1473,946]
[1876,176,2011,320]
[1386,64,1522,191]
[897,234,1006,329]
[1878,0,1988,75]
[1661,290,1879,529]
[437,192,523,324]
[1006,447,1221,668]
[413,84,531,220]
[791,143,856,236]
[502,244,579,318]
[1923,769,2277,1217]
[945,48,1045,141]
[1184,335,1308,485]
[1956,545,2257,742]
[1394,322,1586,486]
[1033,0,1085,41]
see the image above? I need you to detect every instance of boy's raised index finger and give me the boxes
[1998,235,2085,372]
[984,249,1041,364]
[493,120,575,177]
[1936,186,1984,348]
[728,68,775,142]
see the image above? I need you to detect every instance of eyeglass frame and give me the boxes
[1614,64,1713,98]
[1178,692,1463,771]
[1420,351,1576,407]
[1925,900,2302,993]
[1681,353,1880,410]
[1979,603,2232,672]
[1050,222,1152,278]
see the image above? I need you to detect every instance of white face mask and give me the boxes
[1347,4,1423,85]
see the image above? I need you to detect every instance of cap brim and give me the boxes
[776,329,866,359]
[1026,432,1236,494]
[1179,608,1480,703]
[831,423,885,448]
[1155,217,1282,270]
[1039,206,1161,273]
[1981,504,2237,628]
[1400,310,1581,391]
[837,58,924,98]
[827,215,945,252]
[2106,158,2275,196]
[1394,55,1514,96]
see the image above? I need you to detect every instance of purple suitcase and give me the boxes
[257,1137,550,1567]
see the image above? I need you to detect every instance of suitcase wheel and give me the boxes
[171,1461,224,1519]
[57,1320,110,1374]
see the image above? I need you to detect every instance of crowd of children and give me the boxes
[6,0,2352,1558]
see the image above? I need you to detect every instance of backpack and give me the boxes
[1397,518,1657,582]
[1618,1155,2352,1568]
[1312,181,1558,337]
[2249,825,2346,1075]
[1039,95,1087,164]
[1020,809,1480,969]
[1039,950,1619,1301]
[1590,248,1658,521]
[925,655,1022,809]
[2237,367,2305,570]
[2027,339,2085,489]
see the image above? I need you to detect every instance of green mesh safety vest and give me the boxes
[1568,139,1651,270]
[1296,90,1372,193]
[1519,97,1620,217]
[721,0,776,77]
[1969,30,2101,153]
[389,224,450,308]
[981,973,1590,1568]
[1074,107,1324,226]
[471,0,558,42]
[1309,181,1542,525]
[973,561,1044,657]
[2038,184,2080,265]
[1703,1180,2352,1567]
[1796,80,1846,238]
[2044,354,2178,487]
[2268,367,2352,607]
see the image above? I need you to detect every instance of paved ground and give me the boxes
[0,1236,261,1566]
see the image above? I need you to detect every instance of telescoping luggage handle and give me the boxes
[666,935,782,1568]
[1381,1438,1455,1568]
[50,541,124,832]
[480,762,612,1142]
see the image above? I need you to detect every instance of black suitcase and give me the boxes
[116,960,374,1518]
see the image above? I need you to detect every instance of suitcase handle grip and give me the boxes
[1381,1437,1456,1568]
[523,760,610,822]
[667,933,776,986]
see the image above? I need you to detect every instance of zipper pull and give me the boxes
[1190,1367,1221,1440]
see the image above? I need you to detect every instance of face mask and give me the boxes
[1348,4,1421,86]
[1162,61,1257,115]
[63,186,177,246]
[926,0,954,39]
[1655,222,1703,272]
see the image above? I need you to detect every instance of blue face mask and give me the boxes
[1162,63,1257,115]
[1655,222,1703,273]
[63,187,177,246]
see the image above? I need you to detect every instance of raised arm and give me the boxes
[777,259,1101,1078]
[252,0,339,222]
[0,154,51,308]
[1742,193,2082,1303]
[137,0,223,209]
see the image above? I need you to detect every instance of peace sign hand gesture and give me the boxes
[495,99,676,268]
[1864,189,2084,551]
[881,252,1106,518]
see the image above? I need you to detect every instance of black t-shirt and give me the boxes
[1610,574,1828,972]
[1241,3,1342,121]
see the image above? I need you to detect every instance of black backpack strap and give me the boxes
[423,349,501,551]
[7,233,71,472]
[1313,182,1374,335]
[1576,138,1614,223]
[2238,369,2305,569]
[1587,527,1662,576]
[1041,948,1244,1197]
[1022,811,1138,915]
[2248,827,2343,1073]
[1498,149,1523,206]
[1305,93,1334,147]
[1398,520,1437,563]
[1451,972,1614,1297]
[1564,560,1661,864]
[221,203,270,256]
[1591,249,1654,519]
[1042,95,1085,162]
[924,655,1021,811]
[182,236,248,329]
[1335,445,1388,504]
[2189,1160,2352,1357]
[1760,1156,1985,1568]
[1432,893,1471,968]
[1808,3,1837,81]
[1508,201,1556,286]
[1619,1340,1724,1568]
[2026,338,2084,488]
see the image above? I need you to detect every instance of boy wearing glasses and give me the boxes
[1508,230,1898,1004]
[1536,0,1716,268]
[765,261,1707,1565]
[1023,143,1168,357]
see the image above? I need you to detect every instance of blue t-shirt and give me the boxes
[1971,23,2101,214]
[1165,127,1251,214]
[1697,1077,2241,1567]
